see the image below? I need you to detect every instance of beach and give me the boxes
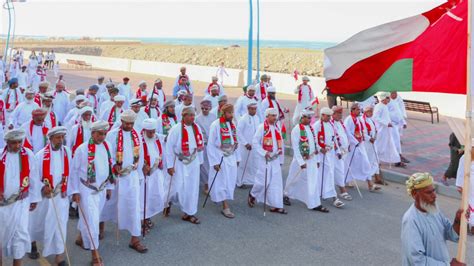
[5,39,324,77]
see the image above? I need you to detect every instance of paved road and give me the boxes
[19,155,473,266]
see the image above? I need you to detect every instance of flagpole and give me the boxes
[455,0,472,262]
[247,0,253,86]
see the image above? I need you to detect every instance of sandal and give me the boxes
[247,192,255,208]
[283,196,291,206]
[340,192,352,201]
[270,208,288,214]
[128,241,148,254]
[182,215,201,224]
[369,185,382,192]
[75,237,89,250]
[312,205,329,213]
[333,198,345,208]
[145,219,154,229]
[221,208,235,219]
[395,162,407,168]
[91,257,104,266]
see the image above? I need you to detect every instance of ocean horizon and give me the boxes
[4,35,335,50]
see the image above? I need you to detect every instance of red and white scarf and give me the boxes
[141,132,163,170]
[145,105,161,118]
[219,116,237,146]
[0,100,5,126]
[42,144,69,194]
[297,84,313,103]
[268,99,285,120]
[161,113,176,135]
[34,93,42,107]
[351,114,364,142]
[259,82,267,100]
[24,121,49,150]
[363,114,376,137]
[181,123,204,156]
[262,120,282,154]
[5,89,18,110]
[0,147,30,195]
[87,94,98,113]
[107,106,122,129]
[207,83,219,95]
[36,69,46,81]
[116,128,140,167]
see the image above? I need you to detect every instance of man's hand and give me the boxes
[403,124,407,129]
[300,164,307,169]
[458,148,464,155]
[8,124,13,130]
[214,164,221,171]
[106,190,112,200]
[450,258,466,266]
[0,192,4,201]
[72,193,81,203]
[265,152,272,160]
[142,164,151,176]
[388,123,393,128]
[42,186,53,198]
[337,154,342,160]
[29,203,37,211]
[370,138,375,144]
[245,144,252,151]
[113,164,122,174]
[167,168,175,176]
[320,148,327,155]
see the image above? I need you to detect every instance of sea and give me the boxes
[5,35,336,50]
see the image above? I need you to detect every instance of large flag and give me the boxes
[324,0,467,101]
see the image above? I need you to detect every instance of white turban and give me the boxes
[300,109,315,118]
[302,76,310,81]
[39,81,50,88]
[25,87,35,94]
[320,107,334,116]
[130,98,141,106]
[210,85,219,91]
[211,76,218,81]
[113,95,126,102]
[79,106,94,116]
[75,95,86,103]
[247,100,258,108]
[267,86,276,93]
[4,129,26,141]
[164,100,175,108]
[364,105,374,112]
[247,85,256,91]
[91,121,109,132]
[182,106,196,116]
[120,109,137,123]
[142,118,158,131]
[138,80,147,86]
[47,126,67,138]
[265,108,278,117]
[377,92,390,100]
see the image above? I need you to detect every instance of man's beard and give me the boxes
[82,120,92,128]
[420,200,439,214]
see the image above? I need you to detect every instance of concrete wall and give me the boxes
[23,50,466,118]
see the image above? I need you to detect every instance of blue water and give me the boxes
[5,35,335,50]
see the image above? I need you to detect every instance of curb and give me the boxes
[381,169,461,200]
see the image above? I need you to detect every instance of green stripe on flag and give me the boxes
[330,58,413,101]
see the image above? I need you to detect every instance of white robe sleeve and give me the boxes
[343,117,359,146]
[69,144,86,195]
[291,126,305,166]
[165,125,179,169]
[105,130,118,165]
[28,149,42,203]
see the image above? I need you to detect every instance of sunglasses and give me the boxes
[201,107,210,111]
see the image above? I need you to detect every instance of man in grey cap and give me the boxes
[96,75,106,96]
[0,128,41,266]
[99,85,120,118]
[157,100,178,138]
[256,74,269,102]
[293,76,316,125]
[70,121,114,265]
[99,83,116,106]
[102,110,148,253]
[30,126,72,265]
[86,84,100,115]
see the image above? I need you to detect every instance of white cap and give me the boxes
[265,108,278,117]
[75,95,86,103]
[47,126,67,138]
[91,121,109,132]
[211,76,218,81]
[377,92,390,100]
[4,129,26,141]
[302,76,310,81]
[148,94,159,100]
[79,106,94,116]
[120,109,137,123]
[267,86,276,93]
[138,80,147,86]
[39,81,50,88]
[247,100,258,108]
[210,85,219,91]
[25,87,35,94]
[113,95,126,102]
[130,98,141,106]
[300,109,315,118]
[364,105,374,112]
[320,107,334,116]
[142,118,158,130]
[247,85,256,91]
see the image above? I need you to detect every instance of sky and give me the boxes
[0,0,445,43]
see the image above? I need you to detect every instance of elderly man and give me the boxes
[234,85,261,123]
[157,100,178,138]
[255,74,269,102]
[140,118,166,234]
[211,95,228,118]
[206,76,225,96]
[390,91,407,136]
[174,66,191,88]
[99,83,116,106]
[70,121,114,265]
[173,76,193,99]
[9,88,39,129]
[124,98,148,132]
[41,92,58,129]
[388,91,409,164]
[29,126,72,265]
[52,81,69,125]
[135,80,149,103]
[67,106,94,156]
[63,95,86,128]
[176,93,194,121]
[142,94,161,120]
[314,107,343,210]
[206,86,220,110]
[373,92,405,167]
[152,78,166,110]
[164,106,204,224]
[29,65,46,92]
[101,95,125,130]
[86,85,100,115]
[207,104,240,218]
[96,76,106,96]
[261,86,288,139]
[195,99,217,194]
[0,129,40,266]
[3,78,24,126]
[344,103,380,192]
[33,81,50,107]
[248,108,287,214]
[21,108,49,154]
[293,76,316,125]
[118,77,132,108]
[455,146,474,235]
[236,101,260,188]
[284,109,325,211]
[401,172,463,266]
[331,106,352,201]
[99,85,120,119]
[101,110,147,253]
[362,105,384,185]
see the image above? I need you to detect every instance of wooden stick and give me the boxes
[78,202,101,261]
[163,156,177,216]
[142,173,147,238]
[238,149,251,186]
[263,160,268,217]
[456,0,472,261]
[203,156,224,208]
[50,195,71,266]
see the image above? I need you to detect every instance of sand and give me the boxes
[6,40,324,77]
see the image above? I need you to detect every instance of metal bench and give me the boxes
[404,99,439,124]
[76,60,92,70]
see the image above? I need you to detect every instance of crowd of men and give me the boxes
[1,51,470,266]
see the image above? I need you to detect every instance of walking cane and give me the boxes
[321,152,326,197]
[263,160,269,217]
[50,193,71,266]
[78,202,102,263]
[142,173,148,238]
[239,149,251,186]
[163,156,177,217]
[344,144,363,199]
[203,156,224,208]
[115,177,120,246]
